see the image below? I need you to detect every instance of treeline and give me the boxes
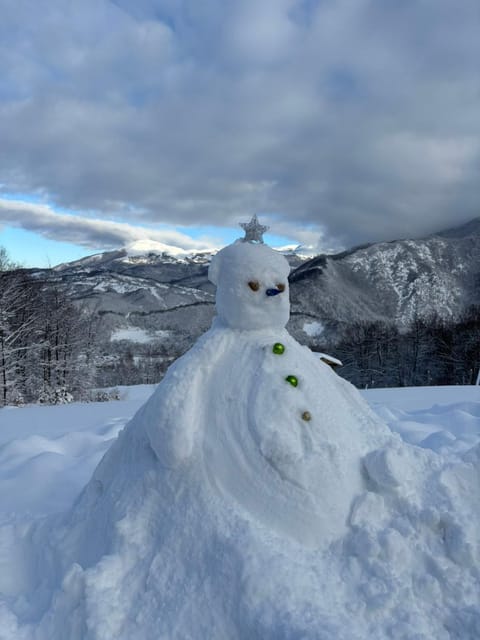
[0,270,101,406]
[96,333,191,388]
[313,307,480,388]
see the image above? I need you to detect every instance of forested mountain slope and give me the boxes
[289,217,480,340]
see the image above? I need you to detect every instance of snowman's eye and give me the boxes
[248,280,260,292]
[276,283,286,292]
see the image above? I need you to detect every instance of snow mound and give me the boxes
[0,241,479,638]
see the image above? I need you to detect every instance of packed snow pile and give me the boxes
[0,237,479,639]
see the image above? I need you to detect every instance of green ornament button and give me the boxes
[301,411,312,422]
[272,342,285,355]
[285,374,298,387]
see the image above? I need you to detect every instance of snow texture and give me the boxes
[303,320,325,337]
[0,241,479,639]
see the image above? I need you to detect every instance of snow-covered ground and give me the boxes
[110,327,170,343]
[0,383,479,638]
[0,385,155,522]
[0,384,477,525]
[364,386,480,458]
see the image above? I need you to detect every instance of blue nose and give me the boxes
[266,288,282,297]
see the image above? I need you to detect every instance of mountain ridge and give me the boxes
[288,217,480,338]
[10,217,480,384]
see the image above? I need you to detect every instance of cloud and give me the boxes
[0,199,217,253]
[0,0,479,251]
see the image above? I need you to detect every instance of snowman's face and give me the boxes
[208,242,290,331]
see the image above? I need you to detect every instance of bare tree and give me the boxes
[1,253,103,406]
[0,271,42,405]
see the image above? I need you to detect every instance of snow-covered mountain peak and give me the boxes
[123,239,216,263]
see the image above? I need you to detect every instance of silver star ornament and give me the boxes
[239,215,269,243]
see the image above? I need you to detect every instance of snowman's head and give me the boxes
[208,241,290,330]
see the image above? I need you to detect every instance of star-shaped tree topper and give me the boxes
[239,215,269,243]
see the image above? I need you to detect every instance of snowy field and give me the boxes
[1,384,478,525]
[0,385,480,524]
[0,383,479,639]
[0,385,156,522]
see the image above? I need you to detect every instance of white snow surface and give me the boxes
[0,385,478,639]
[0,241,479,639]
[303,320,325,337]
[125,239,200,258]
[110,328,169,343]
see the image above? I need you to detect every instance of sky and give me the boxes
[0,0,479,267]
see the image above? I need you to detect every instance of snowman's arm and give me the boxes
[143,353,205,468]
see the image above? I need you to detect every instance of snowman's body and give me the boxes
[145,240,391,544]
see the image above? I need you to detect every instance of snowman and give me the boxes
[13,218,479,640]
[143,215,392,545]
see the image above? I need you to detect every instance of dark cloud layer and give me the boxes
[1,0,479,251]
[0,199,215,253]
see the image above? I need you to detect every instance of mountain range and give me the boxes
[289,217,480,340]
[25,217,480,360]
